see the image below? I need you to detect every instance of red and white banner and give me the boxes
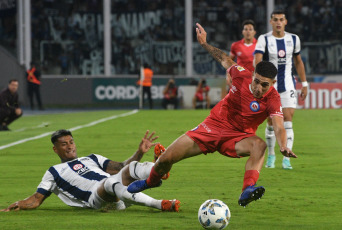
[296,83,342,109]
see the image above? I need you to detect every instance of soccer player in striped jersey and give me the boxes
[254,9,308,170]
[1,130,179,212]
[229,19,257,73]
[127,23,297,207]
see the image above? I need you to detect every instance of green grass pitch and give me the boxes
[0,109,341,229]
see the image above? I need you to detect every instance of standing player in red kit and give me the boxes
[128,23,297,207]
[229,20,257,73]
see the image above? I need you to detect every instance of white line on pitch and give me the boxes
[14,122,51,132]
[0,110,139,151]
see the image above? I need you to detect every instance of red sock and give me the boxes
[242,170,259,191]
[146,166,163,186]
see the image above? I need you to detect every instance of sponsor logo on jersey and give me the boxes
[237,51,242,56]
[278,58,286,64]
[250,101,260,112]
[201,122,212,133]
[230,85,237,94]
[72,163,90,175]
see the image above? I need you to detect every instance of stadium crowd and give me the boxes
[0,0,341,75]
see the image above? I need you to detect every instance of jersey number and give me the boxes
[290,90,295,98]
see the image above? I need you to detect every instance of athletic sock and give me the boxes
[265,125,276,156]
[112,182,161,209]
[242,170,260,191]
[128,161,154,180]
[146,166,163,186]
[284,121,294,161]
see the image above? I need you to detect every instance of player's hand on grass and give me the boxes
[138,130,159,154]
[1,202,20,212]
[280,147,297,158]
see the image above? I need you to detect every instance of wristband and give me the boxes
[302,81,308,87]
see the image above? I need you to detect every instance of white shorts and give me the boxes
[279,90,297,108]
[88,172,123,209]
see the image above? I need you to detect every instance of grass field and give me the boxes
[0,109,341,230]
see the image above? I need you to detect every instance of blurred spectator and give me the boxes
[192,79,210,109]
[137,64,153,109]
[26,62,43,110]
[162,79,178,109]
[0,80,22,131]
[0,0,341,76]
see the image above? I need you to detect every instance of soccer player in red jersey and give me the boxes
[229,20,257,72]
[128,23,297,207]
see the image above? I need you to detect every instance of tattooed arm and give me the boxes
[196,23,236,70]
[1,192,47,212]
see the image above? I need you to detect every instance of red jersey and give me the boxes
[230,38,257,72]
[207,65,283,134]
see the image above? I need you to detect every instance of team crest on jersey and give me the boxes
[236,66,245,72]
[73,164,83,170]
[278,49,285,57]
[250,101,260,112]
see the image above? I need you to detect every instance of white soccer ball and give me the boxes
[198,199,231,229]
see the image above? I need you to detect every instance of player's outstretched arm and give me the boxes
[196,23,236,70]
[272,116,297,158]
[122,130,158,165]
[106,130,159,175]
[1,192,46,212]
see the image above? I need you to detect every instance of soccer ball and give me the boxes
[198,199,231,229]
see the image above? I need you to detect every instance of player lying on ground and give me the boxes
[127,23,297,207]
[1,130,179,212]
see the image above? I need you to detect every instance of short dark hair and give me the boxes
[51,129,73,144]
[271,9,286,18]
[9,79,18,84]
[242,19,255,29]
[255,61,278,79]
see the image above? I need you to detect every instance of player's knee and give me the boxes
[128,161,139,180]
[103,177,116,194]
[254,138,267,152]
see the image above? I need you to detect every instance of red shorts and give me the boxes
[186,118,255,158]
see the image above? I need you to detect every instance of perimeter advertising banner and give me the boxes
[92,78,342,109]
[296,83,342,109]
[92,78,193,108]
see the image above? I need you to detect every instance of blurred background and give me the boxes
[0,0,341,110]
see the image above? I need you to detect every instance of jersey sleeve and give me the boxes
[36,170,54,197]
[88,154,110,171]
[267,90,283,118]
[229,42,236,57]
[294,34,301,55]
[254,35,266,54]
